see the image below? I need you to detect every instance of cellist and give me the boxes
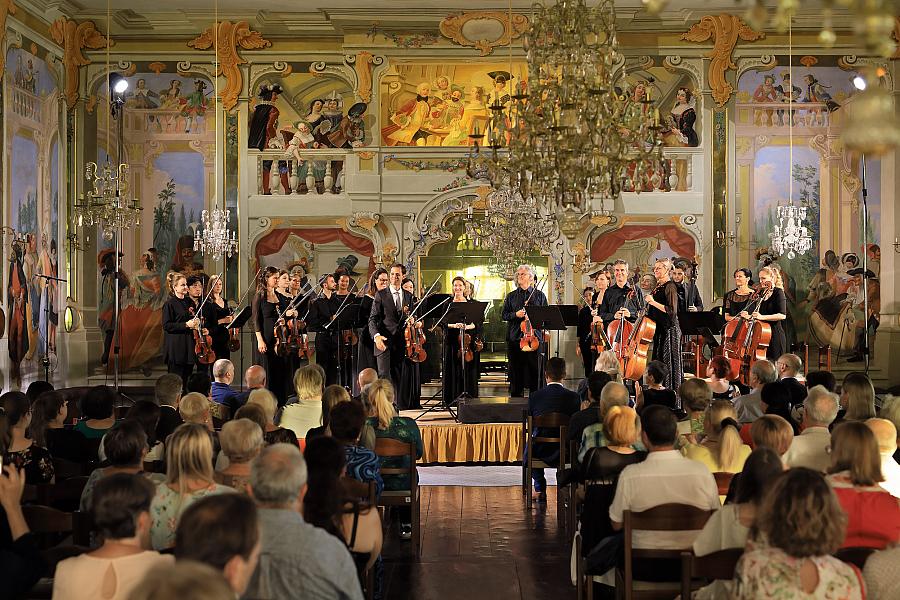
[742,265,788,361]
[597,260,641,326]
[501,264,548,397]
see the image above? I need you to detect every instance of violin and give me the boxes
[188,306,216,365]
[226,269,261,353]
[722,282,772,385]
[403,305,427,363]
[621,283,660,381]
[519,276,545,353]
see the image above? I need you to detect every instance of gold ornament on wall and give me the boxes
[0,0,16,76]
[682,14,764,107]
[439,11,529,56]
[351,51,378,103]
[188,20,271,111]
[50,17,112,110]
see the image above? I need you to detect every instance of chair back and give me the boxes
[22,505,74,550]
[374,438,417,487]
[342,477,377,505]
[24,476,90,510]
[526,412,570,463]
[680,549,743,598]
[834,546,877,569]
[713,472,734,497]
[52,457,95,480]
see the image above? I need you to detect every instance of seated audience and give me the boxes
[676,378,712,448]
[783,385,839,472]
[81,419,164,511]
[878,395,900,463]
[179,392,213,430]
[126,401,164,462]
[29,390,90,463]
[25,380,54,404]
[304,436,383,576]
[636,361,677,412]
[526,357,580,500]
[755,381,800,437]
[154,373,184,443]
[238,365,268,404]
[233,403,268,435]
[330,401,383,496]
[150,423,234,549]
[0,465,46,596]
[55,473,173,600]
[594,350,623,382]
[683,399,752,473]
[245,443,364,600]
[568,371,612,446]
[733,359,777,424]
[775,353,808,407]
[1,391,54,484]
[174,494,260,596]
[863,544,900,599]
[579,382,634,461]
[368,379,422,540]
[826,421,900,549]
[306,384,351,441]
[129,561,234,600]
[187,372,212,397]
[733,468,864,599]
[265,426,300,447]
[836,372,877,427]
[749,414,794,457]
[866,418,900,498]
[74,385,118,440]
[706,355,739,400]
[805,370,837,393]
[210,359,243,415]
[214,419,264,492]
[280,365,325,440]
[356,367,378,400]
[247,388,285,442]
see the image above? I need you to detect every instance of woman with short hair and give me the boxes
[214,419,264,492]
[279,365,325,441]
[74,385,118,440]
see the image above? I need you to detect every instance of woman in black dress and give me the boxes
[724,268,754,321]
[354,268,387,394]
[253,266,295,406]
[442,276,481,406]
[644,258,682,390]
[202,275,233,364]
[743,265,788,361]
[162,273,200,388]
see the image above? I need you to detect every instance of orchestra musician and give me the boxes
[202,275,233,364]
[442,276,480,405]
[308,274,341,387]
[643,258,683,389]
[673,260,704,312]
[369,263,416,394]
[399,277,422,410]
[162,272,200,389]
[335,273,357,389]
[355,268,388,392]
[501,264,548,397]
[724,268,754,321]
[576,287,596,378]
[590,270,610,309]
[186,274,204,311]
[742,265,788,361]
[598,259,641,326]
[253,266,295,406]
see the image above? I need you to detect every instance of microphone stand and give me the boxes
[33,273,67,383]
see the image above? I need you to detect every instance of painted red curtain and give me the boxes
[254,227,376,272]
[590,225,696,262]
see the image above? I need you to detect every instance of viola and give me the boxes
[722,284,772,385]
[621,284,660,381]
[404,308,427,363]
[188,306,216,365]
[518,278,545,353]
[273,316,292,357]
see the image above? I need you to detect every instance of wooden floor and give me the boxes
[381,485,571,600]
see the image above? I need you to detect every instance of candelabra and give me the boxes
[769,205,812,259]
[715,230,737,248]
[194,208,238,260]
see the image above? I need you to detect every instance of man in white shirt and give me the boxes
[866,418,900,498]
[733,359,777,423]
[610,405,719,552]
[782,385,838,471]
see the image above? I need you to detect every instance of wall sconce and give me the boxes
[716,230,736,248]
[894,236,900,253]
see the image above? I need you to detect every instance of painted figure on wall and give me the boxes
[98,249,128,367]
[7,240,28,387]
[119,247,165,373]
[248,83,287,195]
[180,79,209,133]
[383,82,432,146]
[664,87,699,147]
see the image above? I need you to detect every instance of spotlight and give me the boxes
[852,75,867,91]
[109,73,129,95]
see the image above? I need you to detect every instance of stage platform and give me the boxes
[401,406,523,465]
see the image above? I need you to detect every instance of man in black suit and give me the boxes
[527,357,580,502]
[155,372,184,443]
[309,274,340,386]
[368,263,415,393]
[776,353,808,408]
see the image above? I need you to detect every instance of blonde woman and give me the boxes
[682,399,752,473]
[839,372,877,423]
[741,265,787,361]
[594,349,623,383]
[366,379,423,540]
[279,364,324,440]
[149,423,233,549]
[178,392,212,430]
[162,273,200,388]
[644,258,683,389]
[214,419,264,492]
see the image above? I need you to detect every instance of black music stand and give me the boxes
[525,305,566,390]
[678,310,725,377]
[328,303,361,390]
[228,306,252,332]
[556,304,580,358]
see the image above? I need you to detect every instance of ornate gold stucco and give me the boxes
[0,0,16,75]
[353,51,376,103]
[681,15,764,107]
[439,11,529,56]
[49,18,112,110]
[188,21,271,111]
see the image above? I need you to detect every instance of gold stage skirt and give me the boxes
[417,422,521,464]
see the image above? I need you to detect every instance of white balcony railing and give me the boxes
[736,101,833,128]
[10,87,41,124]
[252,149,350,196]
[124,108,208,135]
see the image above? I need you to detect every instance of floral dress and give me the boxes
[734,547,865,599]
[149,481,234,550]
[5,443,54,484]
[367,416,423,491]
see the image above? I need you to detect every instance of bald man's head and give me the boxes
[358,368,377,390]
[245,365,267,388]
[866,418,899,455]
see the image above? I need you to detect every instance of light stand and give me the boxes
[34,273,67,382]
[860,156,871,372]
[110,87,126,391]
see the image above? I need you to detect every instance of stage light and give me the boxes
[109,73,129,95]
[852,75,867,91]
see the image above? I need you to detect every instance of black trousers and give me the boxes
[578,339,594,378]
[318,348,340,388]
[168,363,194,392]
[376,338,405,396]
[508,341,540,397]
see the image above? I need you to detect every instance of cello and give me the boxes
[606,289,636,364]
[721,283,772,385]
[519,275,546,353]
[621,283,659,381]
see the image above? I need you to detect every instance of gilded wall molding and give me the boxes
[681,14,764,107]
[49,17,112,110]
[187,20,271,111]
[345,51,383,103]
[439,11,529,56]
[0,0,16,75]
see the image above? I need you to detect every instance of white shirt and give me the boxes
[609,449,720,549]
[53,551,173,600]
[782,426,831,472]
[880,453,900,498]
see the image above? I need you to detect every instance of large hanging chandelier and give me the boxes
[74,159,141,239]
[769,205,812,259]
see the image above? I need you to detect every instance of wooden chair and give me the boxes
[342,477,377,506]
[52,457,95,480]
[616,504,715,600]
[208,401,231,424]
[834,546,877,569]
[680,548,743,599]
[24,476,90,511]
[521,411,569,514]
[567,439,580,536]
[22,505,74,550]
[374,438,420,556]
[713,472,735,497]
[143,460,166,474]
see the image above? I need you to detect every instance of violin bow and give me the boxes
[195,272,222,315]
[324,280,361,330]
[231,268,261,316]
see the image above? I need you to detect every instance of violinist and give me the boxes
[368,263,415,393]
[643,258,683,389]
[576,287,596,378]
[724,268,755,321]
[336,273,358,387]
[308,274,341,386]
[336,273,355,302]
[252,266,295,405]
[501,264,548,397]
[202,275,233,363]
[356,268,388,389]
[399,277,422,410]
[162,273,201,389]
[186,275,205,311]
[742,265,787,361]
[673,260,704,312]
[442,276,481,406]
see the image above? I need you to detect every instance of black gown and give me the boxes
[723,289,753,319]
[441,302,481,406]
[253,292,291,406]
[648,281,682,390]
[202,298,231,362]
[355,295,377,394]
[162,295,196,387]
[576,304,595,378]
[309,293,341,387]
[759,287,788,361]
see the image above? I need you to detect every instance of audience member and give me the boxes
[782,385,839,472]
[80,419,164,511]
[805,370,837,393]
[1,391,53,484]
[239,365,267,403]
[733,468,863,599]
[234,403,268,434]
[867,418,900,498]
[55,474,173,600]
[733,359,777,424]
[187,372,212,398]
[357,368,378,400]
[29,390,90,463]
[130,561,234,600]
[757,381,800,436]
[280,365,325,440]
[0,466,46,597]
[863,544,900,599]
[837,372,877,425]
[330,400,383,496]
[568,371,612,445]
[636,361,677,412]
[179,392,213,429]
[24,380,54,405]
[266,426,300,447]
[579,382,634,461]
[368,379,422,540]
[676,378,712,448]
[706,356,739,400]
[775,353,807,407]
[150,423,234,549]
[210,359,243,415]
[526,357,580,500]
[594,350,623,382]
[247,388,288,443]
[878,395,900,463]
[749,414,794,456]
[74,385,117,440]
[683,399,751,473]
[215,419,264,492]
[174,494,260,596]
[154,373,184,443]
[126,400,164,462]
[826,421,900,549]
[306,384,350,441]
[245,443,364,600]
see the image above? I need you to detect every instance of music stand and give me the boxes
[228,306,252,332]
[524,305,567,390]
[678,311,725,378]
[556,304,580,357]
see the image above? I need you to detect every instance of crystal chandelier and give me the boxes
[769,205,812,259]
[74,161,141,240]
[194,208,238,259]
